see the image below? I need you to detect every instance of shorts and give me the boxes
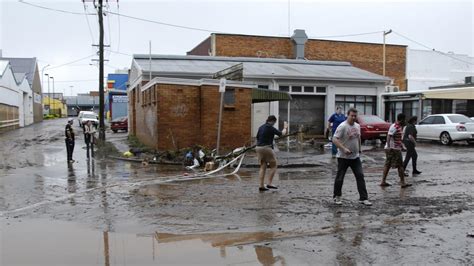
[256,146,277,167]
[385,149,403,169]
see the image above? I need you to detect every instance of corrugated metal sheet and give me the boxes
[133,55,389,83]
[0,57,36,85]
[252,88,291,103]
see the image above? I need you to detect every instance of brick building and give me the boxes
[188,30,407,91]
[128,77,290,151]
[128,54,389,143]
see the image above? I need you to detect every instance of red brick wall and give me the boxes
[208,34,407,91]
[131,82,253,151]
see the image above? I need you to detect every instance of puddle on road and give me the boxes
[2,218,304,265]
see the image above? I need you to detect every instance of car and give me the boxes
[357,115,391,142]
[416,114,474,145]
[78,111,99,128]
[471,117,474,122]
[110,116,128,133]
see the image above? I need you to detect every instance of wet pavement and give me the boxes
[1,118,473,265]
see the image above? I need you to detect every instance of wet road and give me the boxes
[1,118,473,265]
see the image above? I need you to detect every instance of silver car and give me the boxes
[416,114,474,145]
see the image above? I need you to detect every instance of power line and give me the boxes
[18,0,95,15]
[46,54,97,71]
[309,30,384,39]
[116,2,121,53]
[393,31,474,66]
[104,10,222,33]
[83,3,96,43]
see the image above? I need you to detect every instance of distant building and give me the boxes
[0,57,43,124]
[64,93,100,116]
[105,73,129,121]
[406,49,474,91]
[42,96,67,117]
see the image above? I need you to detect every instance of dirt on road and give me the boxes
[1,118,473,265]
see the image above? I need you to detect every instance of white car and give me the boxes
[78,111,99,128]
[416,114,474,145]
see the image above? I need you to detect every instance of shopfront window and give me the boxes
[335,95,376,115]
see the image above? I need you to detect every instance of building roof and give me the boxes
[132,55,390,83]
[0,57,37,86]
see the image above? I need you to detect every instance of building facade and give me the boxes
[187,30,407,91]
[129,54,389,141]
[406,49,474,91]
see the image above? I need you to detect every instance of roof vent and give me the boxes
[291,29,308,60]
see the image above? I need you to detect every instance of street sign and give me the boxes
[219,78,226,92]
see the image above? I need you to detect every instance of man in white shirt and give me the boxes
[332,108,372,206]
[84,120,96,159]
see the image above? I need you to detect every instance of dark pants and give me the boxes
[334,157,368,200]
[65,138,75,161]
[84,134,94,159]
[331,131,337,155]
[403,141,418,171]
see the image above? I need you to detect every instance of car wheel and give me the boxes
[440,132,452,145]
[112,130,117,133]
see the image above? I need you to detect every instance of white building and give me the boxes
[0,60,34,131]
[407,49,474,91]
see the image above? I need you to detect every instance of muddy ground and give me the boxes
[1,118,473,265]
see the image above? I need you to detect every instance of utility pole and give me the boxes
[50,76,55,115]
[45,73,50,115]
[98,0,106,141]
[383,29,392,76]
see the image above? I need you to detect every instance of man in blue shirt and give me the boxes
[256,115,287,192]
[327,106,346,157]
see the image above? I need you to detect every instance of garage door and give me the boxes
[279,95,325,135]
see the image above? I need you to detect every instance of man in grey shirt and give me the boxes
[332,108,372,206]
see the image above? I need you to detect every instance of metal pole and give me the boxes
[216,91,224,155]
[51,77,55,116]
[287,100,290,149]
[149,40,152,81]
[383,29,392,77]
[98,0,105,141]
[383,31,386,76]
[45,74,50,115]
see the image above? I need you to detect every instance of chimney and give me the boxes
[291,29,308,60]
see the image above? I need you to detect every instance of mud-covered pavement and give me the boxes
[1,118,473,265]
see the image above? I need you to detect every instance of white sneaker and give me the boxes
[334,196,342,205]
[359,200,373,206]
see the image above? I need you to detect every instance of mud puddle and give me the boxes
[2,218,306,265]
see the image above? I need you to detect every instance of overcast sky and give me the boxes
[1,0,473,95]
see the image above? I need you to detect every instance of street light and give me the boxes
[50,76,55,116]
[45,73,50,115]
[41,64,50,95]
[383,29,392,76]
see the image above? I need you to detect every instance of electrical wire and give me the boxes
[116,2,121,53]
[18,0,95,15]
[46,54,97,71]
[393,31,474,66]
[104,10,222,33]
[83,3,96,44]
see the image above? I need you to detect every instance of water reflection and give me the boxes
[255,245,286,266]
[67,164,77,206]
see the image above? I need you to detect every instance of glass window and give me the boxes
[279,86,289,92]
[366,96,374,102]
[335,95,345,101]
[258,85,269,90]
[356,96,365,102]
[448,115,471,123]
[316,86,326,93]
[365,104,373,115]
[304,86,314,93]
[292,86,302,92]
[345,96,355,102]
[433,116,445,124]
[224,89,235,105]
[419,116,435,125]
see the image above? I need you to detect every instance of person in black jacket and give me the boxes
[255,115,287,192]
[403,116,422,175]
[65,119,75,163]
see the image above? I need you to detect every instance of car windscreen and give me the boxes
[448,115,471,123]
[359,116,385,123]
[83,114,97,119]
[112,117,126,122]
